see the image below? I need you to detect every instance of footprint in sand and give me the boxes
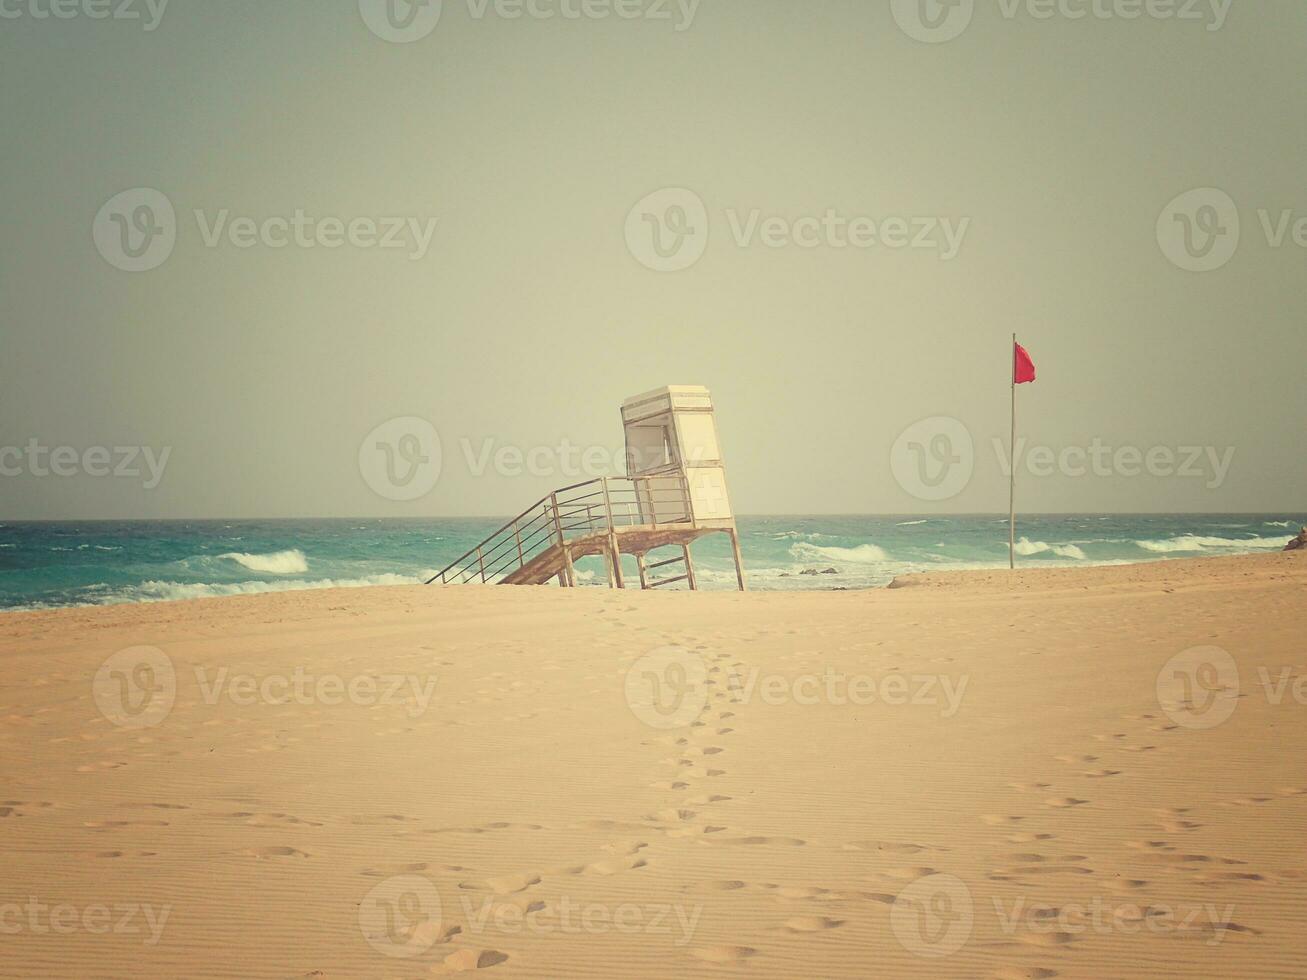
[1018,931,1079,948]
[480,873,543,894]
[982,815,1025,826]
[1043,798,1088,809]
[586,856,648,876]
[239,846,310,859]
[784,916,843,933]
[361,862,429,878]
[433,949,510,973]
[690,946,756,963]
[992,968,1059,979]
[700,880,748,891]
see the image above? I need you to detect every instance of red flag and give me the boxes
[1014,342,1036,385]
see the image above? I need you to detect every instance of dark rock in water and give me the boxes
[799,567,840,576]
[1285,527,1307,552]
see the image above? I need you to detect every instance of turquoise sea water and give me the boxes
[0,514,1301,612]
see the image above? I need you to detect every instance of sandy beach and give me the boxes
[0,552,1303,978]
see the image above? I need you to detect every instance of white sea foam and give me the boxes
[218,549,309,574]
[120,572,430,604]
[1135,534,1290,554]
[896,519,929,526]
[1014,538,1087,560]
[1265,521,1293,528]
[790,542,889,564]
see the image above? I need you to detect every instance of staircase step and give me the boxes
[648,573,690,589]
[645,555,684,571]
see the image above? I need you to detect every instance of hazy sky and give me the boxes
[2,0,1304,519]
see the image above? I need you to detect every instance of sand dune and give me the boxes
[1,552,1305,978]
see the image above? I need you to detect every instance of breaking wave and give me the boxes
[789,542,890,564]
[218,549,309,574]
[1135,534,1290,554]
[1014,538,1087,560]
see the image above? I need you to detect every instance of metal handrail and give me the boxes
[427,474,693,585]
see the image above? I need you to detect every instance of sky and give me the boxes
[1,0,1304,519]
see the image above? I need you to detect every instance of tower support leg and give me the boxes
[607,533,625,589]
[728,528,747,592]
[682,544,698,591]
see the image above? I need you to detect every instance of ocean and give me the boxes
[0,514,1300,612]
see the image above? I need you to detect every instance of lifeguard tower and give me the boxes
[428,385,746,591]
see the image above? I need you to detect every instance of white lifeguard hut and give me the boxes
[429,385,746,591]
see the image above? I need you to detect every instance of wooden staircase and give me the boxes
[427,475,745,591]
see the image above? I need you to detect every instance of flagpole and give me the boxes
[1009,333,1017,570]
